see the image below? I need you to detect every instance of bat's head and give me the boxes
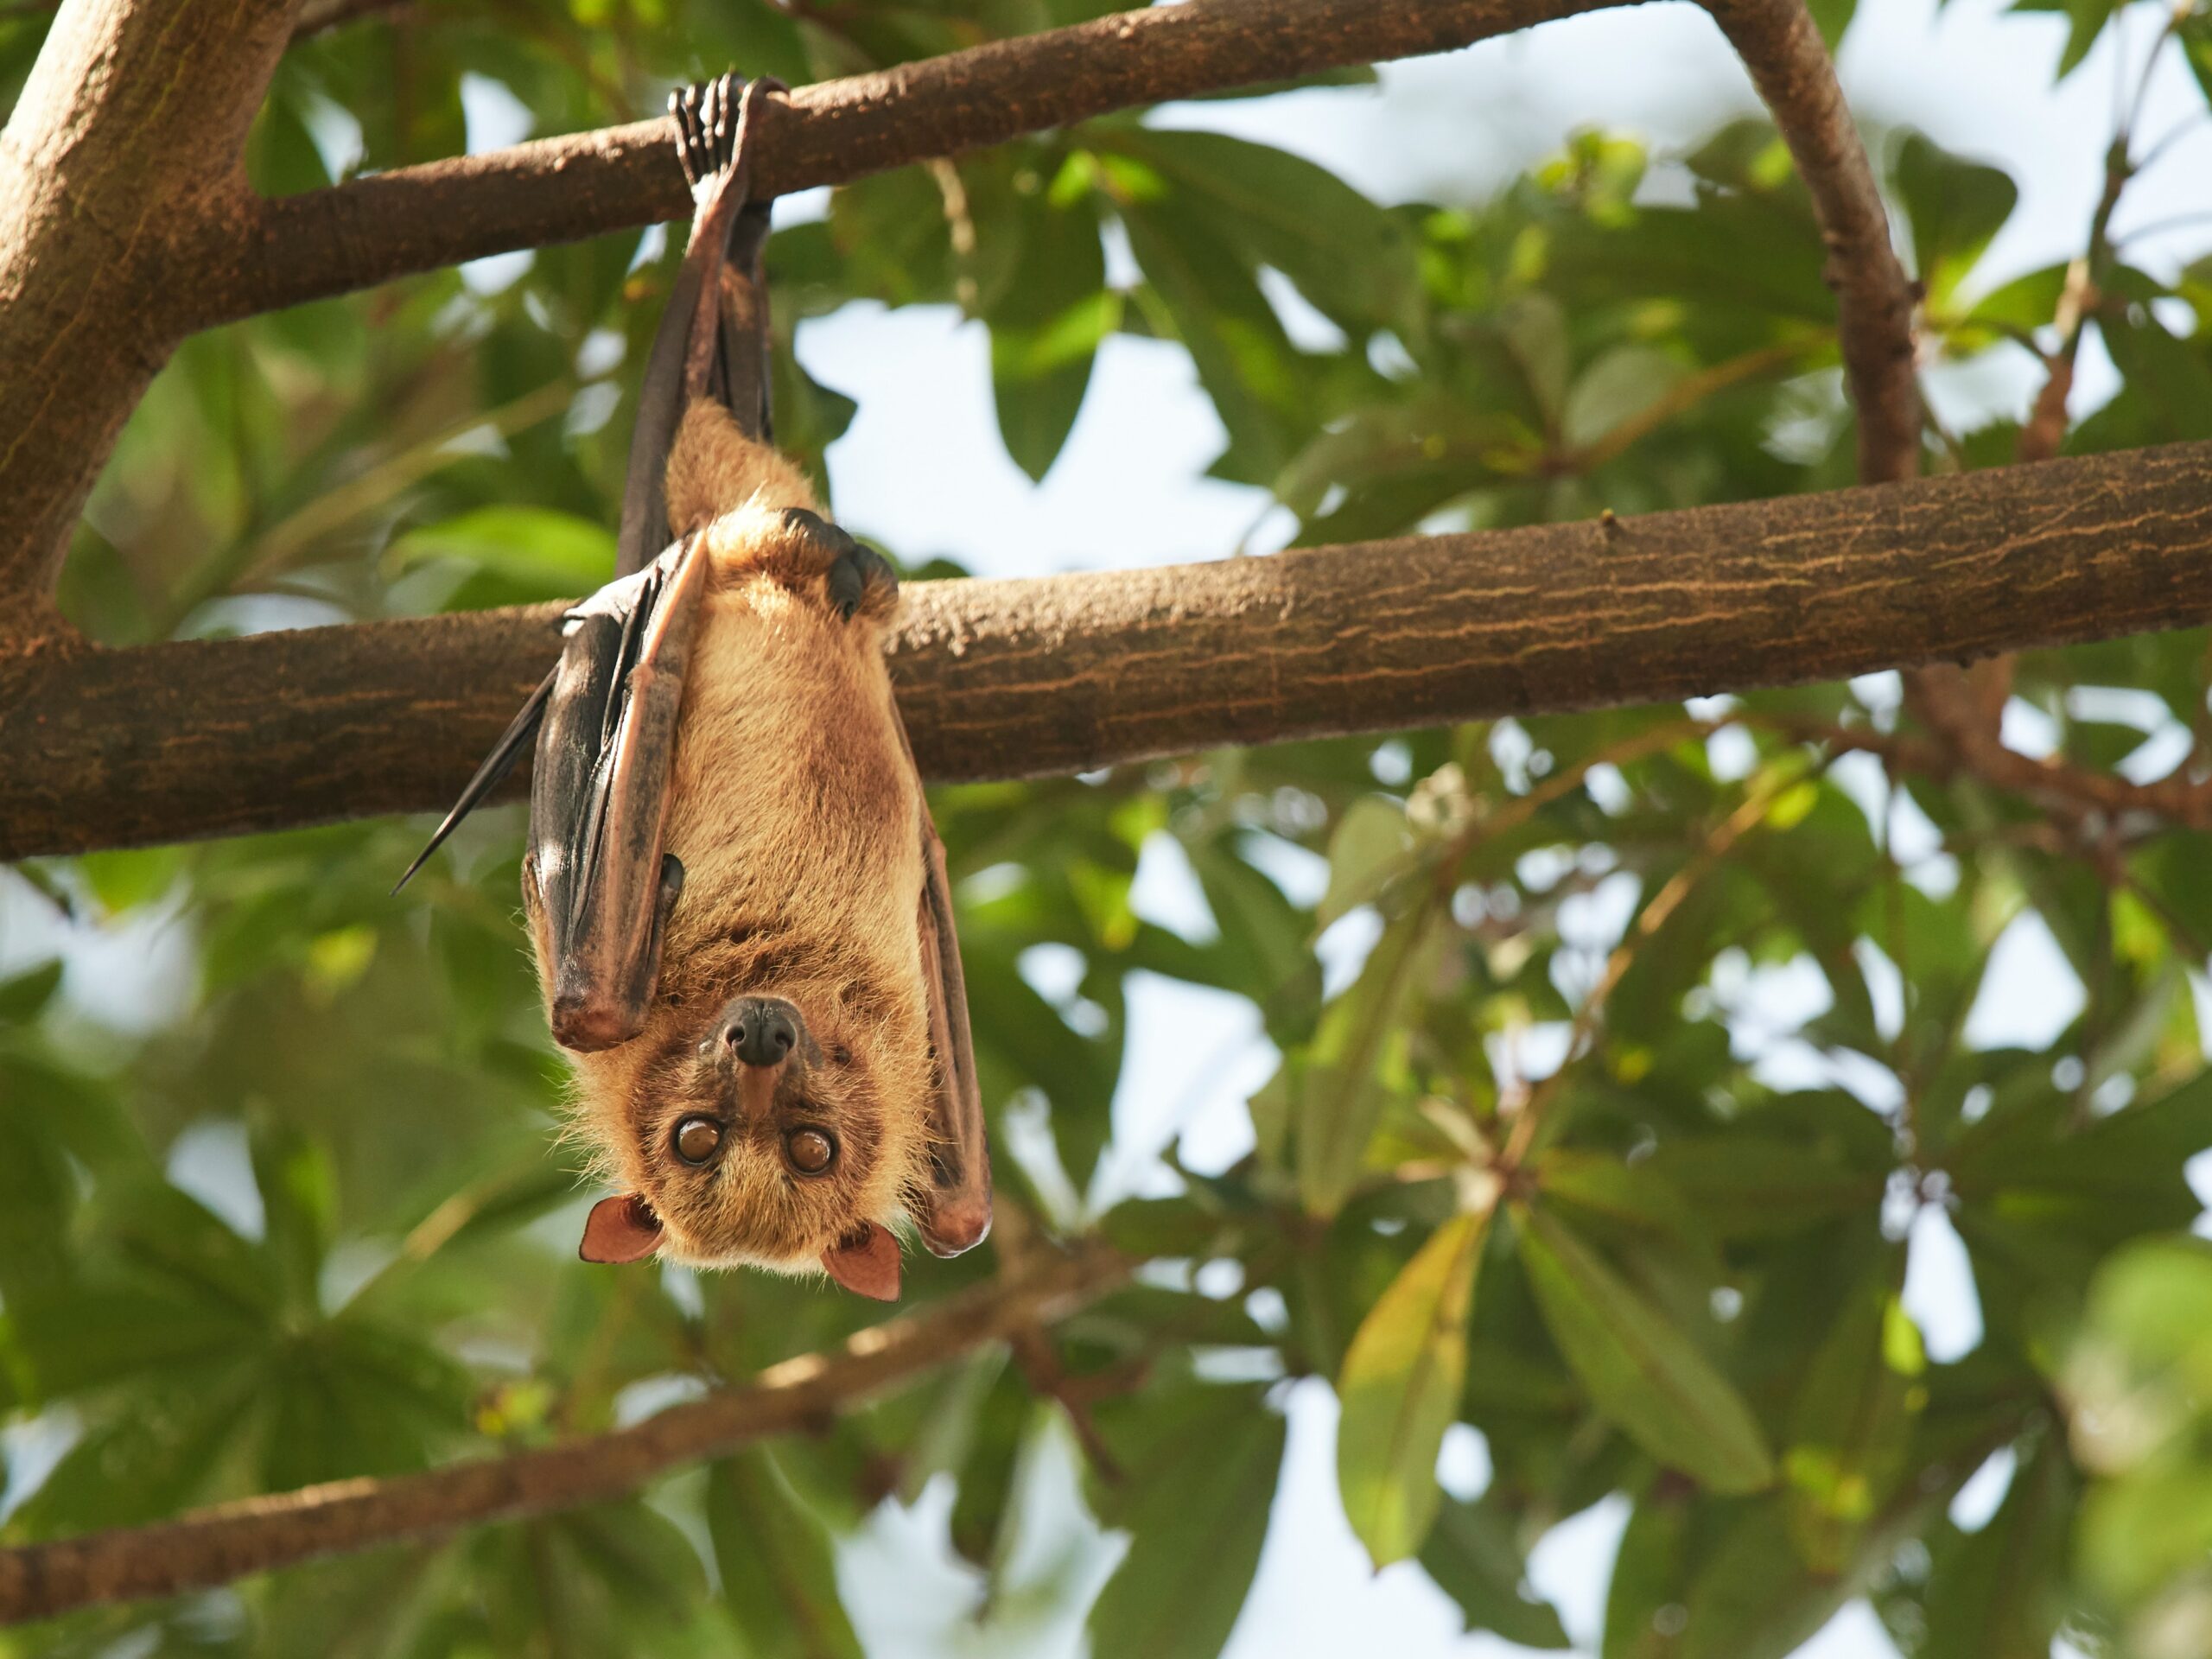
[571,971,940,1300]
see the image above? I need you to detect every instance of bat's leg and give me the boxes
[669,73,780,419]
[617,71,785,577]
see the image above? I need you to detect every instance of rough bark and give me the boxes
[0,0,302,607]
[7,440,2211,861]
[0,1242,1127,1624]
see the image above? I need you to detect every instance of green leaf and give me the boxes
[1643,1134,1883,1238]
[12,1365,261,1534]
[7,1284,263,1402]
[1090,1389,1286,1659]
[1893,133,2018,310]
[1103,127,1420,334]
[1806,0,1857,50]
[1296,905,1440,1216]
[1533,1147,1707,1253]
[1781,1256,1924,1573]
[1499,293,1571,423]
[1562,346,1688,453]
[1516,1202,1776,1494]
[0,959,62,1025]
[1603,1491,1692,1659]
[1921,1433,2071,1659]
[1319,795,1414,926]
[991,292,1115,482]
[709,1448,863,1659]
[1336,1208,1488,1564]
[947,1363,1033,1568]
[1676,1497,1866,1659]
[1419,1491,1571,1647]
[982,163,1109,482]
[2183,14,2212,109]
[1116,181,1306,486]
[386,505,615,598]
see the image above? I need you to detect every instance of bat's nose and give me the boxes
[722,997,798,1069]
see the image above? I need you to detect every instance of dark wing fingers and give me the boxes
[885,692,992,1257]
[915,820,992,1256]
[534,537,712,1052]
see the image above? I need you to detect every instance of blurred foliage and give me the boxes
[8,0,2212,1654]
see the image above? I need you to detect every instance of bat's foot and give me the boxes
[670,73,745,201]
[778,508,898,621]
[670,72,785,206]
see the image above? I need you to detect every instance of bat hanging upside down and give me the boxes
[400,74,990,1301]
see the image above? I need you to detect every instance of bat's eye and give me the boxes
[673,1116,724,1165]
[785,1128,836,1175]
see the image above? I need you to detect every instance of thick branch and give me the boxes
[0,1242,1127,1624]
[0,0,302,607]
[6,442,2211,861]
[185,0,1617,327]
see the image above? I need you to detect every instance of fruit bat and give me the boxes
[399,74,990,1300]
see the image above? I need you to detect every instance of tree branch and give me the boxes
[1703,0,1920,485]
[0,1241,1128,1625]
[3,0,1917,669]
[182,0,1618,328]
[0,0,303,610]
[6,440,2212,861]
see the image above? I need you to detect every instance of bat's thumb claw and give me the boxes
[920,1193,991,1259]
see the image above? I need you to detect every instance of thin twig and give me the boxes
[1499,757,1815,1168]
[0,1241,1128,1624]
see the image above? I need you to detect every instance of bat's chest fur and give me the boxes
[659,563,925,990]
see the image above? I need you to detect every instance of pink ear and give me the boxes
[821,1222,902,1301]
[580,1194,664,1264]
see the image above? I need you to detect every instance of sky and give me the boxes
[5,0,2209,1652]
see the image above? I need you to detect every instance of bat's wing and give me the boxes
[394,540,705,1053]
[528,536,709,1051]
[898,721,993,1257]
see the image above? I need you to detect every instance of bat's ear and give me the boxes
[821,1222,901,1301]
[581,1194,664,1263]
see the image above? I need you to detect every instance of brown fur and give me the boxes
[533,401,932,1275]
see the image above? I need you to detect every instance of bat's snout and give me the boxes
[720,996,801,1071]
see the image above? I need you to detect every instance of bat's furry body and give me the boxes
[407,76,988,1300]
[545,405,937,1274]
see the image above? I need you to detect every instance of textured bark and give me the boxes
[181,0,1619,327]
[0,1243,1126,1624]
[7,441,2212,861]
[0,0,302,606]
